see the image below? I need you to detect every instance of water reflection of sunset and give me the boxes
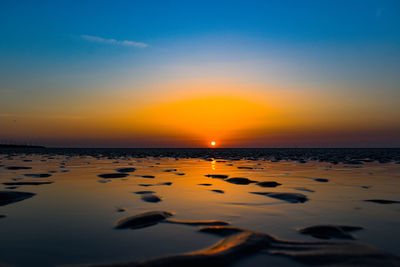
[1,154,399,266]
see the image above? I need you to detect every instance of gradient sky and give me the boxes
[1,0,399,147]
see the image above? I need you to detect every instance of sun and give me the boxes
[211,141,216,147]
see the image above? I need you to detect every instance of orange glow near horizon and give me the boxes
[131,95,276,145]
[1,78,400,147]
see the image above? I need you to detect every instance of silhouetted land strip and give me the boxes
[0,148,399,164]
[0,144,45,148]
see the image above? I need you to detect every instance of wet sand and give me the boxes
[0,148,399,266]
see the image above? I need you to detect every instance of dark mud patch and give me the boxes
[225,177,257,185]
[97,180,111,184]
[115,211,174,229]
[299,225,363,239]
[24,173,52,178]
[256,181,281,188]
[205,174,229,179]
[364,199,400,204]
[0,191,36,206]
[136,175,155,179]
[98,173,129,179]
[134,191,155,195]
[115,167,136,173]
[138,182,172,187]
[250,192,308,203]
[4,166,32,170]
[141,194,162,203]
[310,177,329,183]
[199,225,246,236]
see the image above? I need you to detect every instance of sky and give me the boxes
[0,0,399,147]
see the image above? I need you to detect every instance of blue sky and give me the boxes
[2,1,399,74]
[1,0,399,88]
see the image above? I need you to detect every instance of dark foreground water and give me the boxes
[0,148,399,266]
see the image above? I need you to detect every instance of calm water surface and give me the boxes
[1,154,399,266]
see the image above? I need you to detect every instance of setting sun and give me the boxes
[211,141,216,147]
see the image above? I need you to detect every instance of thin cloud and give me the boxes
[80,34,148,48]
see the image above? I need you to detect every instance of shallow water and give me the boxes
[1,153,400,266]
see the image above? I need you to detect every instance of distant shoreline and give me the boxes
[0,144,46,148]
[0,147,398,164]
